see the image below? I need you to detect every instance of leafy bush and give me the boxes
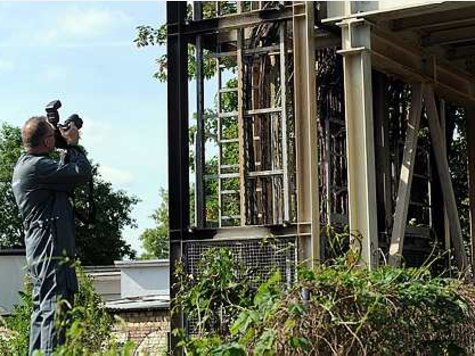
[173,246,475,355]
[0,264,134,355]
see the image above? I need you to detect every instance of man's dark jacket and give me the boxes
[12,147,92,292]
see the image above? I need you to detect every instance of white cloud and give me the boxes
[80,119,112,146]
[41,7,128,44]
[34,6,131,46]
[60,7,127,37]
[99,165,135,186]
[0,59,15,71]
[42,66,68,81]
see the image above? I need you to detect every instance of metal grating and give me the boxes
[183,237,297,335]
[184,237,297,288]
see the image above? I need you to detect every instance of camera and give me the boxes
[45,99,83,149]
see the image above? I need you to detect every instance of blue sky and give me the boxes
[0,1,168,255]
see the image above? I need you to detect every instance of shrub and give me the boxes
[173,247,475,355]
[0,264,134,355]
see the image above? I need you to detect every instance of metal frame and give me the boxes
[337,18,379,269]
[388,83,424,266]
[293,2,320,266]
[167,2,189,353]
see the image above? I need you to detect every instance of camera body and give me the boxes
[45,100,83,149]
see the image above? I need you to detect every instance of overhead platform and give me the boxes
[322,1,475,103]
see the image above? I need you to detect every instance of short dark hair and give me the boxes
[22,116,51,149]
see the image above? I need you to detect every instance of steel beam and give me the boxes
[447,44,475,61]
[439,99,451,254]
[293,2,320,266]
[194,2,205,228]
[167,2,189,353]
[280,21,290,223]
[388,83,424,266]
[425,85,469,272]
[180,6,295,36]
[421,25,475,47]
[467,104,475,275]
[236,27,247,225]
[392,6,475,32]
[373,71,393,237]
[371,28,475,104]
[337,18,379,269]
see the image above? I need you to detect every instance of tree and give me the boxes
[0,123,137,265]
[139,189,169,259]
[0,124,24,247]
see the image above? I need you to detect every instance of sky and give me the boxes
[0,1,168,255]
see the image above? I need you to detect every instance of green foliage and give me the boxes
[0,124,24,248]
[173,248,255,339]
[173,244,475,355]
[54,265,134,355]
[0,278,32,355]
[140,188,170,259]
[134,3,238,82]
[0,265,134,355]
[0,123,137,265]
[74,174,138,265]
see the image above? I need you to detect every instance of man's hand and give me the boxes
[59,122,80,146]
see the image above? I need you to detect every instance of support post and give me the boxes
[237,26,247,225]
[337,19,379,269]
[439,99,451,254]
[373,71,392,237]
[167,2,189,353]
[424,85,468,271]
[388,83,424,266]
[194,1,205,228]
[293,2,320,265]
[280,21,290,223]
[467,104,475,274]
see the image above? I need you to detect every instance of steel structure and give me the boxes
[167,0,475,349]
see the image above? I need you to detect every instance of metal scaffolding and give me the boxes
[167,0,475,347]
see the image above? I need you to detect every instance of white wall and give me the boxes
[116,260,169,298]
[0,255,26,315]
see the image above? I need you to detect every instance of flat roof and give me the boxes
[105,294,170,312]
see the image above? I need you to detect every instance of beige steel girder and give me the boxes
[293,2,320,266]
[425,85,469,272]
[337,18,379,269]
[388,83,424,266]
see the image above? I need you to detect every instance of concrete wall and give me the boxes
[115,260,169,298]
[85,267,121,301]
[0,255,170,313]
[0,254,26,315]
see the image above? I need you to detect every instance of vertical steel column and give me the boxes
[388,83,423,266]
[237,23,247,225]
[466,104,475,274]
[279,21,290,223]
[425,85,468,271]
[373,72,392,237]
[167,2,188,353]
[293,2,320,265]
[439,99,451,253]
[194,2,205,228]
[337,19,378,269]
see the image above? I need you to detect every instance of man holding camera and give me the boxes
[12,116,91,355]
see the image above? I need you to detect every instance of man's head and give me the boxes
[22,116,55,154]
